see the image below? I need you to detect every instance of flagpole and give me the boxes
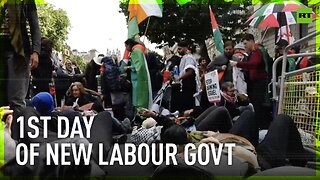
[143,17,151,43]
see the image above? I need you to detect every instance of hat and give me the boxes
[93,56,103,65]
[32,92,54,115]
[234,43,245,50]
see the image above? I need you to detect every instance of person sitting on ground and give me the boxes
[64,82,104,112]
[217,81,254,119]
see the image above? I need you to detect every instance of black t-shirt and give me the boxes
[65,93,96,107]
[181,71,196,93]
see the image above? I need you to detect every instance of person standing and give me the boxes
[124,39,152,109]
[31,37,54,95]
[85,54,103,92]
[230,34,271,129]
[171,41,201,112]
[0,0,41,111]
[232,43,248,94]
[207,41,235,84]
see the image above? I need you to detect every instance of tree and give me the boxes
[119,0,253,60]
[37,4,71,51]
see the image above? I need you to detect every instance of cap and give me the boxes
[32,92,54,115]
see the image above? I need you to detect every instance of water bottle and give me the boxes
[173,65,179,81]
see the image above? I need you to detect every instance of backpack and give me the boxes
[102,57,121,92]
[255,44,273,81]
[255,44,273,107]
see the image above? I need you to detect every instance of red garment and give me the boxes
[236,48,267,81]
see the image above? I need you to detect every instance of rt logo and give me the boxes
[297,8,313,24]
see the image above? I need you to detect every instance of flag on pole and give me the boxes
[128,0,163,24]
[127,0,163,39]
[277,25,295,44]
[209,5,224,54]
[126,0,163,57]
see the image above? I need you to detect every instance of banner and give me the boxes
[204,70,221,103]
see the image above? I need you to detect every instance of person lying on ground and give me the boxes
[141,106,258,147]
[178,82,253,122]
[159,114,308,173]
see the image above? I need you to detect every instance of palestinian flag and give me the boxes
[209,5,224,54]
[247,0,317,28]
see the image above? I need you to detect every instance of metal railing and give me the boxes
[271,30,319,149]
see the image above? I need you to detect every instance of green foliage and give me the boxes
[69,55,86,73]
[37,4,71,51]
[119,0,253,47]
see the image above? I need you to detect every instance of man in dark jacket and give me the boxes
[0,0,41,111]
[85,54,103,91]
[207,41,234,84]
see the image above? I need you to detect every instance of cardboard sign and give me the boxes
[204,70,221,103]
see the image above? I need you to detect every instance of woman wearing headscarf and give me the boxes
[124,39,152,109]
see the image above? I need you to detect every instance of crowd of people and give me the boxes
[0,0,317,177]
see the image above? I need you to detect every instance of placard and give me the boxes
[204,70,221,103]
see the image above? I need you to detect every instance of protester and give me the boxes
[72,60,81,74]
[55,63,71,107]
[159,114,307,172]
[275,39,296,78]
[207,41,235,84]
[230,34,271,129]
[101,56,126,121]
[232,43,248,94]
[64,82,103,113]
[31,37,55,95]
[171,41,201,112]
[119,58,134,120]
[217,82,254,119]
[85,54,103,92]
[124,39,152,109]
[0,0,41,111]
[146,51,163,99]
